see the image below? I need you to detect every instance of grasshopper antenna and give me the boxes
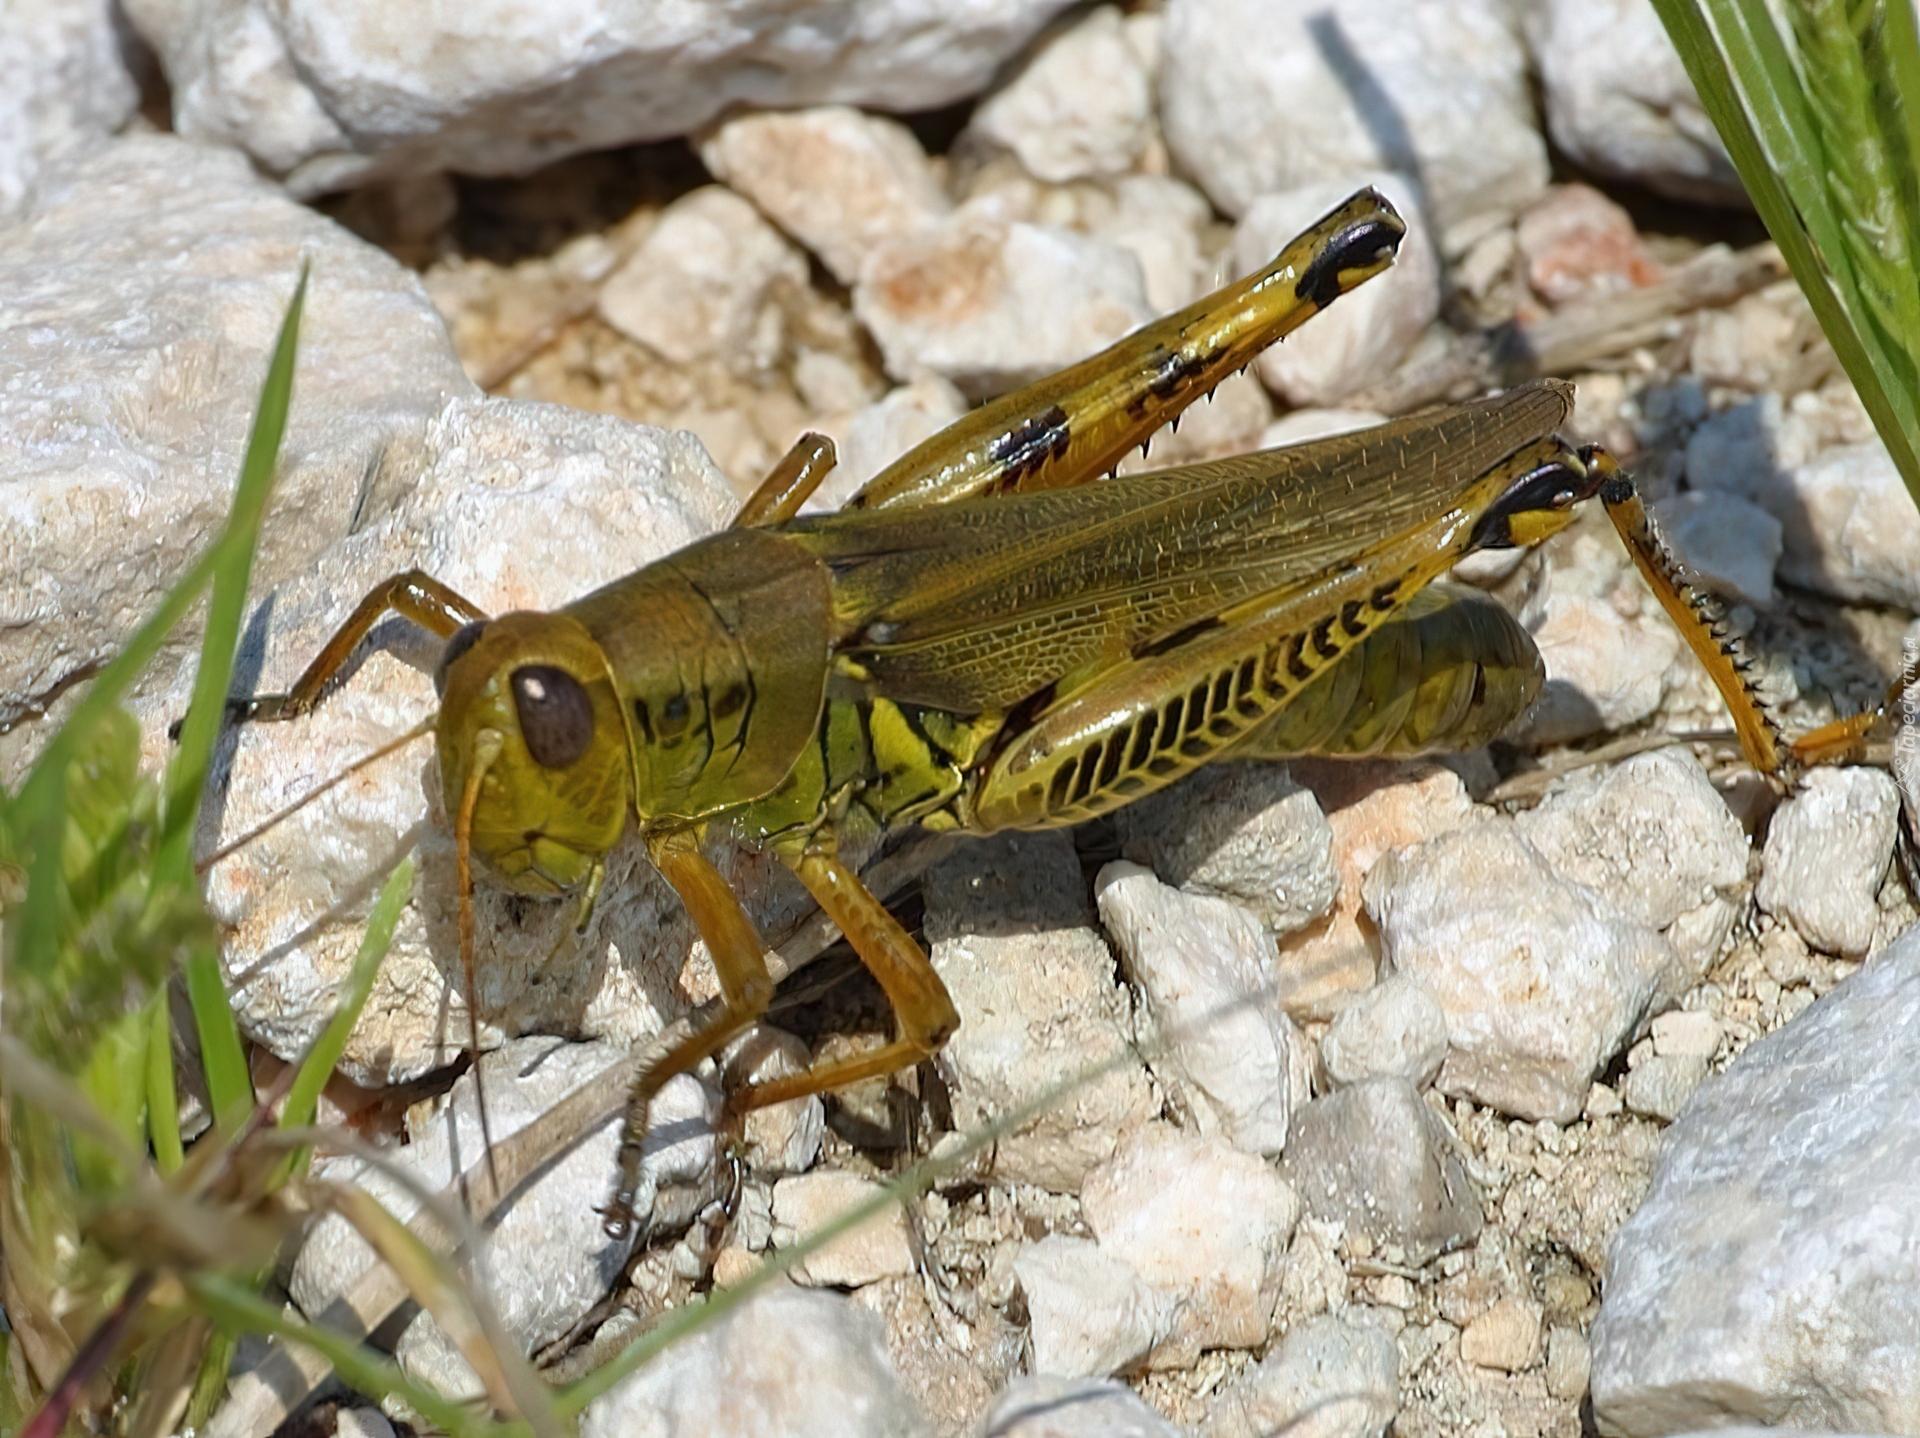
[195,716,437,874]
[454,729,507,1204]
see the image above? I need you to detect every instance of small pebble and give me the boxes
[1459,1296,1544,1373]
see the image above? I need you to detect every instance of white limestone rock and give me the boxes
[697,107,950,288]
[1460,1295,1544,1373]
[1201,1313,1400,1438]
[1160,0,1547,235]
[1756,767,1900,959]
[853,207,1155,398]
[1093,174,1212,315]
[597,186,808,370]
[1365,818,1670,1123]
[127,0,1077,197]
[1115,763,1338,936]
[805,378,969,513]
[771,1171,916,1289]
[1012,1236,1170,1379]
[0,0,137,219]
[288,1038,654,1399]
[0,133,474,749]
[1318,975,1448,1089]
[1095,861,1295,1156]
[1081,1124,1300,1369]
[1282,1078,1481,1264]
[1258,407,1387,451]
[968,6,1154,184]
[984,1376,1181,1438]
[1525,0,1744,206]
[924,832,1158,1193]
[1591,930,1920,1435]
[579,1285,926,1438]
[1514,746,1749,998]
[1235,173,1440,408]
[723,1026,825,1178]
[1516,590,1680,747]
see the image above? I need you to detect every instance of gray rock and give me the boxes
[1095,861,1295,1155]
[853,206,1155,399]
[1282,1078,1481,1265]
[0,0,136,218]
[967,6,1155,184]
[1591,928,1920,1435]
[1514,746,1748,997]
[1082,1124,1300,1369]
[126,0,1076,196]
[1160,0,1547,234]
[1012,1236,1170,1379]
[1757,767,1899,959]
[1689,396,1920,609]
[1525,0,1744,206]
[1366,819,1669,1123]
[289,1038,652,1399]
[1650,490,1783,610]
[579,1285,926,1438]
[0,132,473,747]
[925,832,1157,1193]
[1116,763,1338,936]
[983,1375,1181,1438]
[698,107,949,288]
[1318,976,1448,1089]
[1201,1313,1399,1438]
[1235,172,1440,408]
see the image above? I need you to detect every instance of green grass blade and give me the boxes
[276,855,414,1164]
[1651,0,1920,504]
[157,266,308,890]
[185,944,252,1132]
[146,990,184,1176]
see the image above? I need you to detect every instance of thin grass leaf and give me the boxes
[157,266,308,890]
[278,854,414,1144]
[186,1273,518,1438]
[1651,0,1920,503]
[147,991,183,1176]
[185,944,252,1132]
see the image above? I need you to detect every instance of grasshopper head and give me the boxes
[434,611,631,896]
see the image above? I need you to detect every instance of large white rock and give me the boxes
[289,1038,650,1399]
[984,1376,1181,1438]
[0,133,474,748]
[1235,172,1440,407]
[1095,861,1295,1156]
[0,0,137,219]
[1591,930,1920,1435]
[579,1285,926,1438]
[853,206,1155,398]
[1514,746,1749,998]
[1365,818,1670,1123]
[967,6,1155,184]
[1081,1124,1300,1369]
[697,107,950,288]
[124,0,1078,196]
[1012,1236,1170,1379]
[1160,0,1547,235]
[771,1171,916,1289]
[1524,0,1745,206]
[924,832,1158,1193]
[1756,767,1900,959]
[1516,590,1680,747]
[804,378,968,513]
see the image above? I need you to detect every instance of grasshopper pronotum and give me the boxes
[234,188,1879,1239]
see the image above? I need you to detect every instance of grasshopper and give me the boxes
[232,188,1877,1240]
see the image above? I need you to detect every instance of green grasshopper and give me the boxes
[237,188,1855,1239]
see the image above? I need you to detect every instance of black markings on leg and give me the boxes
[1295,215,1405,309]
[988,405,1073,490]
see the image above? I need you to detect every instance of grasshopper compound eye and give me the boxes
[435,619,489,697]
[511,665,595,768]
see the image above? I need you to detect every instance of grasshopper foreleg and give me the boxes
[234,568,490,722]
[730,432,838,529]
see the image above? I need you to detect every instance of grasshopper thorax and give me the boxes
[435,610,631,896]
